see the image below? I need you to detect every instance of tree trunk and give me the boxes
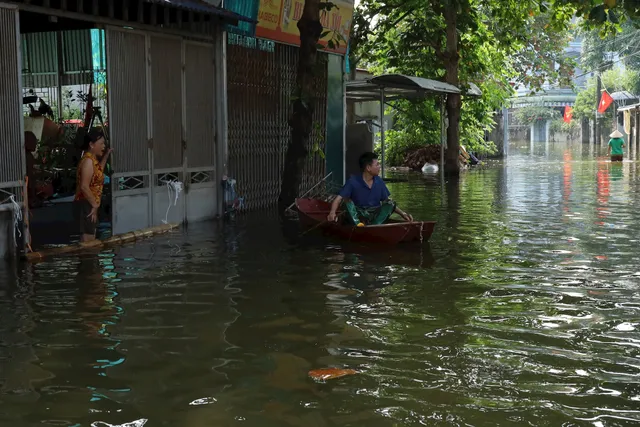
[278,0,324,214]
[443,3,461,176]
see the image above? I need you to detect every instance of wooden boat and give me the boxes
[295,198,436,245]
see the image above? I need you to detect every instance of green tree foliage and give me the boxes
[555,0,640,33]
[579,20,640,73]
[352,0,576,172]
[349,0,637,174]
[573,78,603,121]
[600,67,640,93]
[383,100,441,166]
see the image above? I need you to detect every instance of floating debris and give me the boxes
[308,368,357,381]
[615,322,636,332]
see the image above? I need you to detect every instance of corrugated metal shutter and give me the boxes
[107,30,149,174]
[61,30,93,85]
[185,43,215,169]
[21,32,57,89]
[107,28,153,235]
[0,6,25,188]
[150,36,183,171]
[21,30,94,88]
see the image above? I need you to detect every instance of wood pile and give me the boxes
[402,145,442,170]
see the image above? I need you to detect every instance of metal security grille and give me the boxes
[301,55,328,195]
[227,43,328,211]
[0,6,25,192]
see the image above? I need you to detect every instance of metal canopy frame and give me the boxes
[345,73,481,178]
[617,102,640,112]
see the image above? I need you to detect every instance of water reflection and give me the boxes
[1,141,640,425]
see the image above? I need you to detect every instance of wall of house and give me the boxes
[325,54,344,186]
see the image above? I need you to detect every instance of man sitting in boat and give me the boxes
[327,152,413,225]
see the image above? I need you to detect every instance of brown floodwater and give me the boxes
[1,140,640,426]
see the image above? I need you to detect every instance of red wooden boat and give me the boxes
[295,198,436,245]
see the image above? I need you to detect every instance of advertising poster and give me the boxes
[255,0,354,55]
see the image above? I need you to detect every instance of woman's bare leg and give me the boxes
[81,234,96,242]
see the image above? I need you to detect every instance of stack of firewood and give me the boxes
[402,145,442,170]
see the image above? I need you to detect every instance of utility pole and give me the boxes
[595,72,601,146]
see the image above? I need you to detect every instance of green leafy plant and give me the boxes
[514,106,561,126]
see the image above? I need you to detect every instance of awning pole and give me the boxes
[380,88,386,179]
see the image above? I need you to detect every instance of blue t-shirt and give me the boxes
[339,174,391,208]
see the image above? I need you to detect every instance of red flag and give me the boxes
[83,83,93,128]
[597,90,613,114]
[563,105,573,123]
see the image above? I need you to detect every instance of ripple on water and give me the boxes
[2,151,640,425]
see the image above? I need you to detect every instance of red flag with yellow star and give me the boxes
[598,90,613,114]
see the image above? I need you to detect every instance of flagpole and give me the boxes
[613,95,618,138]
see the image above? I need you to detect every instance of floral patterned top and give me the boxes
[74,152,104,205]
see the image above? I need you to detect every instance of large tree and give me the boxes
[278,0,324,213]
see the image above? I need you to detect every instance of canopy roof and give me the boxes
[611,91,637,101]
[346,74,481,102]
[510,94,577,108]
[144,0,255,24]
[617,102,640,112]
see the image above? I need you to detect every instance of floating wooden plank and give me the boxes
[25,223,180,262]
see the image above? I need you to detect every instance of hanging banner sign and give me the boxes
[255,0,354,55]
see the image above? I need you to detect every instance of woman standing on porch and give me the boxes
[74,130,112,242]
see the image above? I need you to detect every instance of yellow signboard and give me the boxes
[255,0,354,54]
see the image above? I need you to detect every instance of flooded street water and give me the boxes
[2,141,640,426]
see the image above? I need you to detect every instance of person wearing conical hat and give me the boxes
[608,129,625,162]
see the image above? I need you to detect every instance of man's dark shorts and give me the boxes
[73,199,97,235]
[611,155,623,162]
